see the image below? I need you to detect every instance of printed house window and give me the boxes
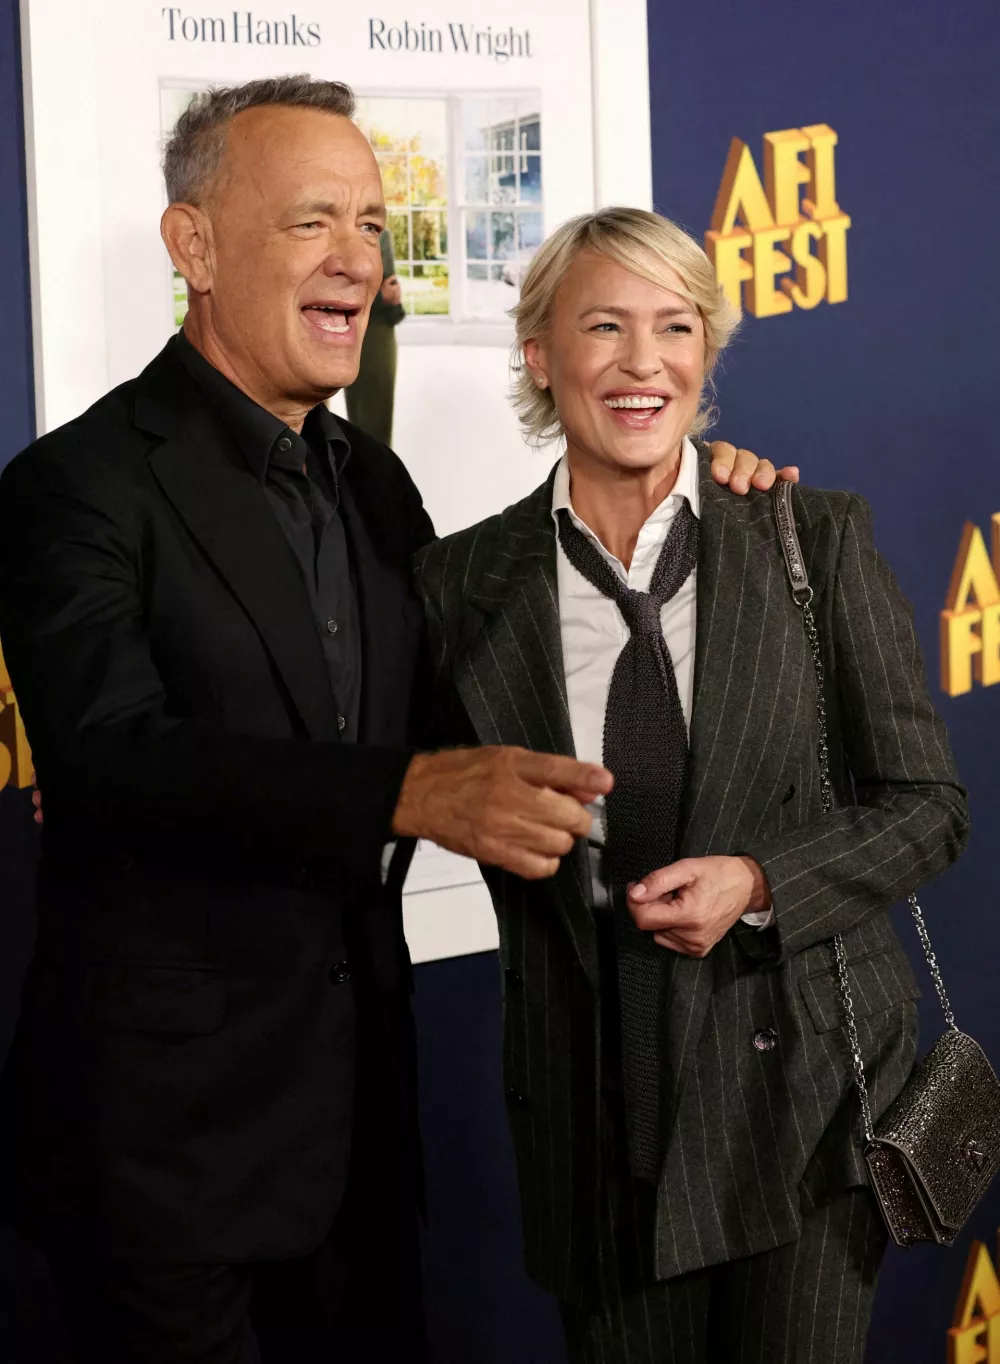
[460,97,542,320]
[355,92,543,327]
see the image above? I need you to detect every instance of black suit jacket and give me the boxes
[416,449,969,1304]
[0,336,434,1260]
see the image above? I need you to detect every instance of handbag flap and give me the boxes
[873,1030,1000,1230]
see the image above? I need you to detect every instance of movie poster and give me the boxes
[20,0,650,958]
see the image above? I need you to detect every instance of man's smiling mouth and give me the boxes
[301,304,362,335]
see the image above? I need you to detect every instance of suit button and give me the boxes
[277,436,292,452]
[504,967,523,989]
[506,1087,529,1109]
[329,961,351,985]
[326,618,338,635]
[337,714,346,732]
[753,1027,778,1052]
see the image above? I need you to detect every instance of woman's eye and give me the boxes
[664,323,694,334]
[591,322,620,333]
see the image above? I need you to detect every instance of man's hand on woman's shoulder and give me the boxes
[708,441,800,496]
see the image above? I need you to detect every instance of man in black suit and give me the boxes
[0,76,619,1362]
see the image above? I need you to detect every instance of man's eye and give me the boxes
[296,221,322,231]
[361,222,383,236]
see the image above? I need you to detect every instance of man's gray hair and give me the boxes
[163,74,356,205]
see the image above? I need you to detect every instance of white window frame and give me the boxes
[358,88,543,347]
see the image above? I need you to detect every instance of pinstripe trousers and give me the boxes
[560,1088,887,1364]
[561,1186,886,1364]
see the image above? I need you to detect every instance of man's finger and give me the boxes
[729,447,762,494]
[708,441,736,484]
[629,860,697,902]
[529,788,593,839]
[522,751,613,797]
[508,849,561,880]
[749,459,777,490]
[777,465,800,483]
[508,811,579,858]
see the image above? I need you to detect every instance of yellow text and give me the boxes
[0,638,33,791]
[940,514,1000,697]
[950,1238,1000,1363]
[705,124,851,318]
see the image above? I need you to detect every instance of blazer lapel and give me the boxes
[459,473,598,987]
[136,346,340,742]
[662,446,784,1133]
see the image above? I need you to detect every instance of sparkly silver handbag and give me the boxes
[774,482,1000,1248]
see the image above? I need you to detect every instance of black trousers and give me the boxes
[45,989,428,1364]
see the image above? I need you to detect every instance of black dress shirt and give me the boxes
[176,331,361,741]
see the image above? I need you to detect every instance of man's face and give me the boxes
[195,106,386,408]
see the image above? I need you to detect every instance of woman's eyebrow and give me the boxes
[578,304,694,320]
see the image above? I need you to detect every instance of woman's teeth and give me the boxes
[603,395,666,410]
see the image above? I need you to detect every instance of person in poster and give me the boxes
[344,227,405,445]
[0,80,780,1362]
[415,207,969,1363]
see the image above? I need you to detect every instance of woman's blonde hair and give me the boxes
[510,206,739,446]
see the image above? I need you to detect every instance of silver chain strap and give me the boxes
[794,582,958,1148]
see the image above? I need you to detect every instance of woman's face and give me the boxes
[525,248,706,476]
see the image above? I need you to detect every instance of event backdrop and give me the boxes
[1,0,999,1360]
[647,1,1000,1360]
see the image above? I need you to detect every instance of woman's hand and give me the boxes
[708,441,799,495]
[627,855,772,957]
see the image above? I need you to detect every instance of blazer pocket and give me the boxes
[82,962,228,1036]
[799,948,920,1033]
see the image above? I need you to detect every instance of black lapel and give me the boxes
[135,342,340,742]
[459,469,598,987]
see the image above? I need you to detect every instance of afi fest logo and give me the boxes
[941,513,1000,696]
[705,125,850,318]
[950,1235,1000,1363]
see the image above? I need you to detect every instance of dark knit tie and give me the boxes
[557,500,699,1181]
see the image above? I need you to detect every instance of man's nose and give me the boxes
[321,234,378,285]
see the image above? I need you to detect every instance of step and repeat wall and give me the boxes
[1,0,999,1360]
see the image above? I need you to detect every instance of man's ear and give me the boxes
[523,336,550,391]
[161,202,213,296]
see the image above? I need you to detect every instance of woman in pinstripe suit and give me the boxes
[416,208,968,1363]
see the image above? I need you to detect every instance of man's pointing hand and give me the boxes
[392,747,613,880]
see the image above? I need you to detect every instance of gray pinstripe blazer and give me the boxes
[415,446,968,1306]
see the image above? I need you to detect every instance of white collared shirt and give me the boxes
[552,438,770,927]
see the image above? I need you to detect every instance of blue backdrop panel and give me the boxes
[647,1,1000,1359]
